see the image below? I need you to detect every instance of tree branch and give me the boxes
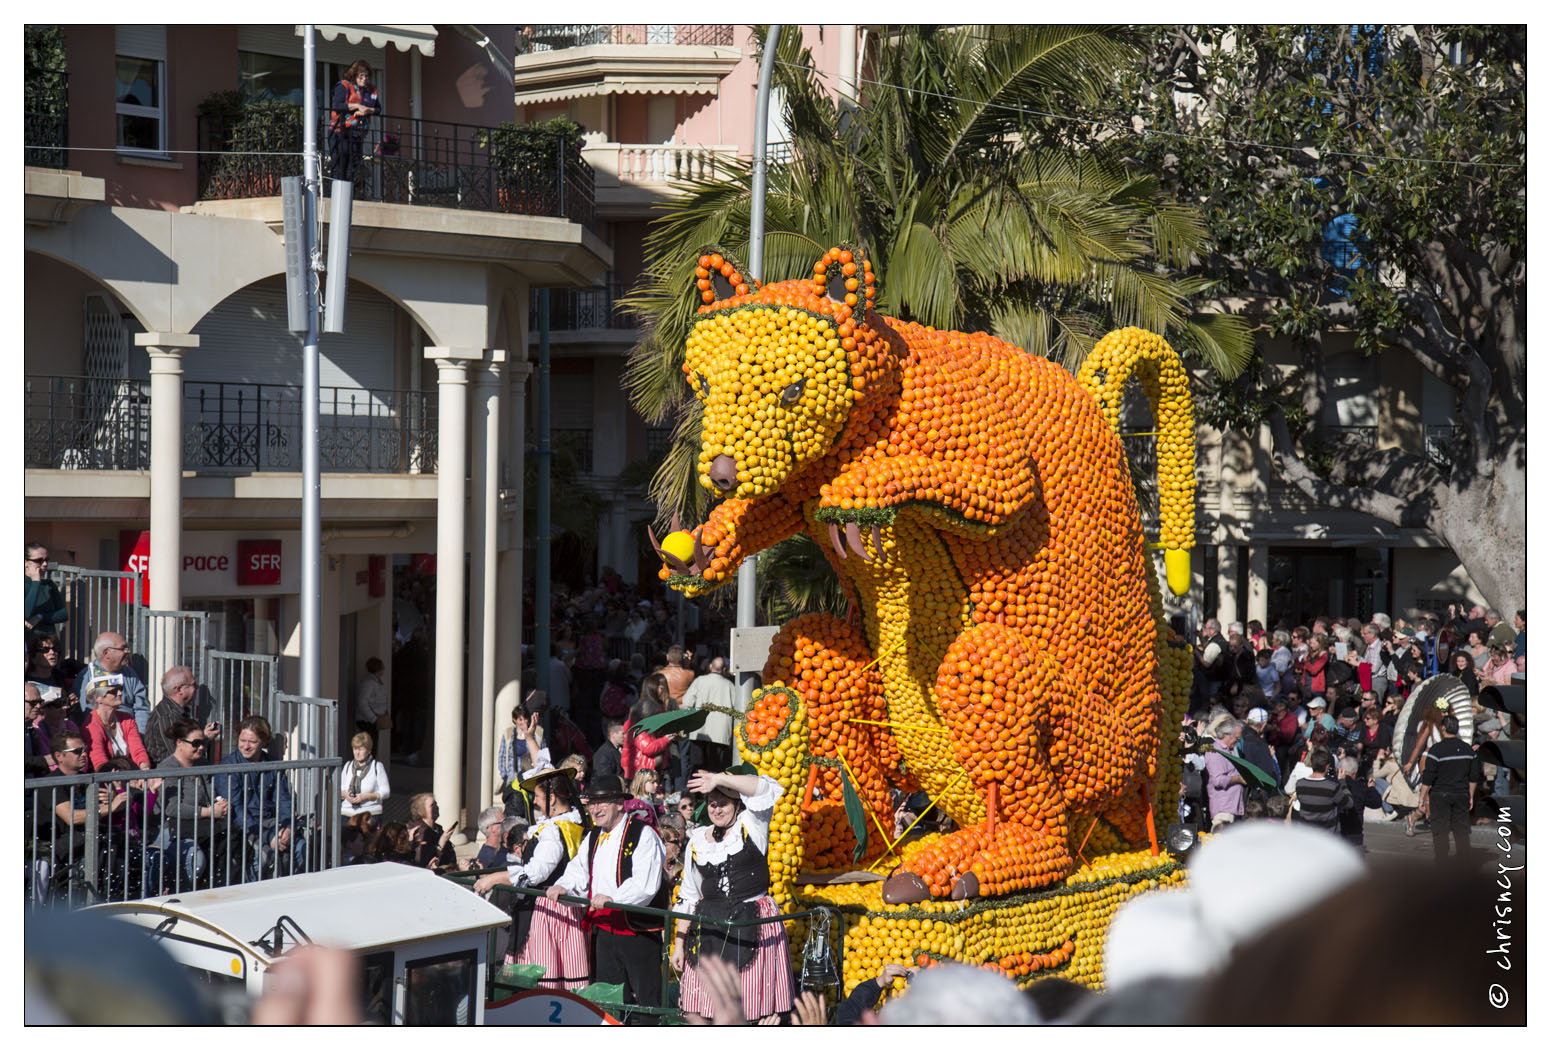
[1266,408,1427,527]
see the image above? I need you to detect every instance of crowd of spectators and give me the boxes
[1182,605,1524,854]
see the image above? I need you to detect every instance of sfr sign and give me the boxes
[237,540,283,586]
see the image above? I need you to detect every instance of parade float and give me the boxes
[652,245,1198,1001]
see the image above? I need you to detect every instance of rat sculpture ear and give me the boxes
[691,247,755,309]
[809,245,877,311]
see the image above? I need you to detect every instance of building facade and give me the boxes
[24,24,610,826]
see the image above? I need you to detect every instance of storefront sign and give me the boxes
[237,540,283,586]
[119,531,300,598]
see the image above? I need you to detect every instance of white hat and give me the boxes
[1105,888,1225,990]
[1189,823,1365,958]
[1307,697,1327,709]
[1246,707,1269,725]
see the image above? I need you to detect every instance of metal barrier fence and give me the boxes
[141,610,211,711]
[208,650,279,756]
[43,566,144,668]
[24,758,341,908]
[274,692,339,766]
[447,872,845,1024]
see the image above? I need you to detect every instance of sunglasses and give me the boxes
[25,557,48,565]
[182,739,208,749]
[57,746,86,756]
[37,645,56,653]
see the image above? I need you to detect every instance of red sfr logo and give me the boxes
[236,540,283,586]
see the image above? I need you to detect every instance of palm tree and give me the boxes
[624,24,1252,606]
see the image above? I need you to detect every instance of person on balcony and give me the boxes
[328,60,379,186]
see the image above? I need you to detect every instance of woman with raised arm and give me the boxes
[670,769,792,1024]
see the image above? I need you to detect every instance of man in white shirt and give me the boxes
[679,655,739,780]
[354,657,388,739]
[547,774,666,1013]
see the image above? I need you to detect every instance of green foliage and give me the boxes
[756,535,850,626]
[24,24,64,74]
[624,25,1252,540]
[485,116,585,186]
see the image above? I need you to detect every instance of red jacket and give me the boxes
[84,711,150,770]
[622,714,671,780]
[1298,652,1329,696]
[1264,709,1301,749]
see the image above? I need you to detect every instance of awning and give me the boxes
[304,25,437,57]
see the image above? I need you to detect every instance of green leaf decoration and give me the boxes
[840,767,869,865]
[1219,749,1281,793]
[631,708,708,738]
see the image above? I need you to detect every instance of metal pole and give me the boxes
[301,26,323,704]
[736,25,781,709]
[535,291,552,701]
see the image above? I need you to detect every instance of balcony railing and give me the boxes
[532,279,638,331]
[196,107,596,230]
[25,376,437,474]
[1425,423,1464,470]
[24,66,68,169]
[516,24,736,53]
[586,142,738,184]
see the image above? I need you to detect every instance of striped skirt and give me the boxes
[678,894,793,1020]
[516,897,590,991]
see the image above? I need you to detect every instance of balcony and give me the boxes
[584,142,739,216]
[517,25,737,52]
[533,279,639,331]
[25,376,437,474]
[24,65,68,170]
[196,107,596,230]
[511,25,742,107]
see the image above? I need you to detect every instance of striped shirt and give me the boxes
[1293,775,1349,829]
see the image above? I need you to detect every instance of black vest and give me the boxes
[585,815,671,934]
[691,825,770,904]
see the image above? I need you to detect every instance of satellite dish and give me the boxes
[1393,673,1474,771]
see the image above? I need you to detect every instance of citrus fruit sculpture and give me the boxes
[654,245,1197,992]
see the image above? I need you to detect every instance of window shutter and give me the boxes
[116,25,167,60]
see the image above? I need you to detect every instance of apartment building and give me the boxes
[23,24,609,825]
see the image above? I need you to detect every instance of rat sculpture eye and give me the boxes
[696,373,710,398]
[781,378,806,406]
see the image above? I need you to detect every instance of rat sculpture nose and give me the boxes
[709,454,738,492]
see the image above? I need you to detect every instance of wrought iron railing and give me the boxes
[25,376,437,474]
[516,23,736,53]
[1425,423,1464,470]
[25,65,69,169]
[196,108,596,230]
[1326,424,1378,448]
[533,279,638,330]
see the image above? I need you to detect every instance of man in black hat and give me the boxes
[547,773,668,1017]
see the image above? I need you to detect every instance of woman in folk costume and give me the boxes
[473,764,589,989]
[671,769,793,1023]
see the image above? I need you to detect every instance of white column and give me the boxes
[1247,544,1270,627]
[428,347,478,826]
[467,350,505,818]
[139,333,198,614]
[494,361,531,796]
[1217,544,1241,627]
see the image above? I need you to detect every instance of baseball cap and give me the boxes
[1307,697,1327,709]
[1246,707,1268,724]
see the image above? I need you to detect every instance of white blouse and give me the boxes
[676,775,783,912]
[505,807,582,886]
[339,758,391,816]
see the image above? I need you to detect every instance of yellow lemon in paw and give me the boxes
[661,531,696,564]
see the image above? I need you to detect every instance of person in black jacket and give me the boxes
[592,719,626,789]
[1419,713,1477,863]
[1334,755,1384,849]
[1240,707,1281,784]
[836,963,917,1024]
